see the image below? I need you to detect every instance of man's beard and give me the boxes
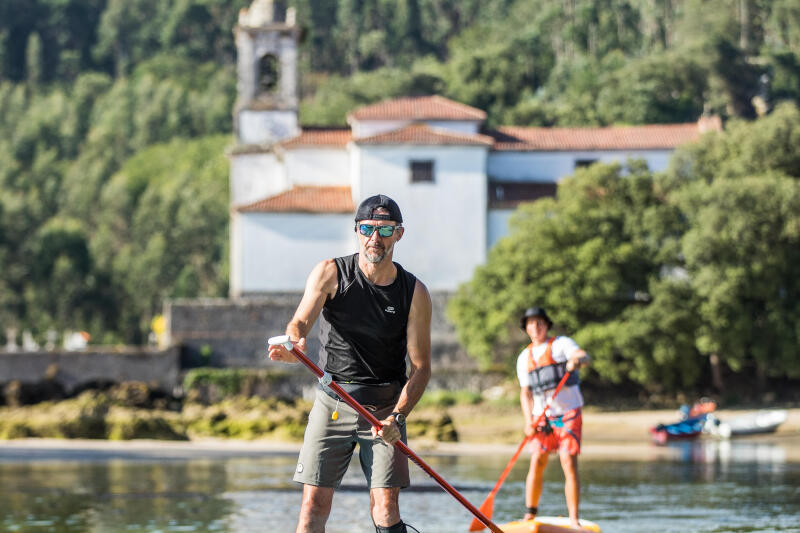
[363,242,391,264]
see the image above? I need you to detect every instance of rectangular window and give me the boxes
[410,160,434,183]
[575,159,598,169]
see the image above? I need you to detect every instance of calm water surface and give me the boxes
[1,440,799,533]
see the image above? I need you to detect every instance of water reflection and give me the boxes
[0,444,798,533]
[665,438,788,464]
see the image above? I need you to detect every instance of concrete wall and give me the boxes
[0,347,180,394]
[487,208,515,250]
[229,151,287,207]
[239,109,299,144]
[285,148,349,185]
[354,144,488,291]
[233,212,354,294]
[165,292,480,374]
[165,295,313,369]
[487,150,673,181]
[0,291,499,401]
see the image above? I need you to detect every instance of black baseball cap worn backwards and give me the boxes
[355,194,403,223]
[520,306,553,330]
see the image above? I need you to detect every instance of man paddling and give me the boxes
[268,194,432,533]
[516,306,591,529]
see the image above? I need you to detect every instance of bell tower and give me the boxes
[234,0,300,144]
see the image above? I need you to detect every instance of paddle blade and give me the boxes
[468,493,495,532]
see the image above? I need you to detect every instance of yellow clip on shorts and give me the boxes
[293,388,410,489]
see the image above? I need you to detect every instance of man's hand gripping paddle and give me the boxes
[268,335,505,533]
[468,370,574,532]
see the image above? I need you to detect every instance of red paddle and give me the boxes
[468,370,574,532]
[268,335,505,533]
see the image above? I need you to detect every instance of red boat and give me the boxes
[650,399,717,445]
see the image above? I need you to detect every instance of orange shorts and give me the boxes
[532,408,582,456]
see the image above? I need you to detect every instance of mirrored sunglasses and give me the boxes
[358,223,400,237]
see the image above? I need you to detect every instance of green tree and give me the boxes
[159,0,249,63]
[93,0,167,76]
[596,50,707,124]
[765,0,800,53]
[709,37,762,118]
[444,30,555,125]
[24,31,42,86]
[23,217,110,332]
[679,176,800,386]
[767,51,800,105]
[91,135,230,341]
[299,59,445,125]
[666,101,800,186]
[448,161,687,388]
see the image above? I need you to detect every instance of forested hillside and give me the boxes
[1,0,799,385]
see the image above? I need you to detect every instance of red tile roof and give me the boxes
[237,186,354,213]
[489,123,708,151]
[280,128,352,149]
[348,95,487,121]
[355,123,494,146]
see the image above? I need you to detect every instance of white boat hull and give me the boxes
[705,410,787,439]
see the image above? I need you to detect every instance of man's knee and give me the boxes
[375,520,407,533]
[559,453,579,472]
[299,485,334,515]
[531,451,549,468]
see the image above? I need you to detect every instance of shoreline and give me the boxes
[1,408,798,462]
[2,436,799,462]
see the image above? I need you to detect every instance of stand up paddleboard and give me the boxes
[499,516,602,533]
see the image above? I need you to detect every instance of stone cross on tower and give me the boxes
[234,0,300,145]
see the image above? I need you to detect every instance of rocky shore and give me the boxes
[2,402,798,462]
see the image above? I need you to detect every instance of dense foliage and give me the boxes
[449,103,800,393]
[1,0,799,394]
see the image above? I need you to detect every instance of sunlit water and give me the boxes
[1,440,799,532]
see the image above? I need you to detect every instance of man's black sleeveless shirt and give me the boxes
[318,253,417,385]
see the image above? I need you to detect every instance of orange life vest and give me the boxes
[526,336,579,393]
[527,336,558,372]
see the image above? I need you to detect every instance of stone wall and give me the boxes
[0,292,506,401]
[164,294,310,369]
[164,292,488,388]
[0,347,180,395]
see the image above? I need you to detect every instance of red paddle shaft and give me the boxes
[271,337,504,533]
[490,370,574,496]
[530,370,573,436]
[469,370,574,532]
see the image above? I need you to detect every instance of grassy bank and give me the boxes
[0,384,460,442]
[2,371,798,444]
[0,389,311,441]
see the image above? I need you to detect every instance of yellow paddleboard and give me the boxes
[499,516,602,533]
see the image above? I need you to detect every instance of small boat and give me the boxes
[704,410,788,438]
[500,516,602,533]
[650,413,709,445]
[687,398,717,418]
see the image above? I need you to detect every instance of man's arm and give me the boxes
[565,349,591,372]
[268,259,338,363]
[520,386,535,436]
[375,279,432,443]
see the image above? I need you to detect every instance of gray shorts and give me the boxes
[293,388,409,489]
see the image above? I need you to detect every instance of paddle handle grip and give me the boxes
[268,335,383,430]
[267,335,504,533]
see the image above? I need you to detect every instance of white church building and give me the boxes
[229,0,721,296]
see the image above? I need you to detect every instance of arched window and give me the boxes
[258,54,279,93]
